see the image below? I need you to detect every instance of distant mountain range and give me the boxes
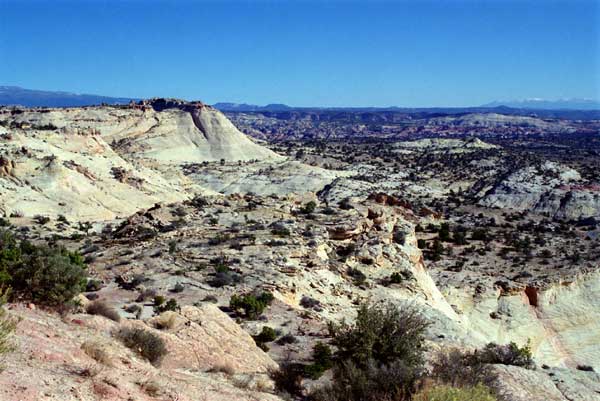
[0,86,136,107]
[1,86,598,113]
[215,100,600,113]
[212,102,292,112]
[482,98,600,110]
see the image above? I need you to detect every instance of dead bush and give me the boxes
[86,300,121,322]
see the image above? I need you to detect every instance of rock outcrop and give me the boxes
[480,161,600,220]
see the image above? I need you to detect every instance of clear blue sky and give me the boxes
[0,0,598,107]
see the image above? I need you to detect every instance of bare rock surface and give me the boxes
[0,304,282,401]
[480,161,600,220]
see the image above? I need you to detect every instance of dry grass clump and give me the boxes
[152,312,177,330]
[81,340,113,366]
[137,379,162,397]
[86,300,121,322]
[208,361,236,376]
[412,383,497,401]
[0,288,17,366]
[116,326,168,366]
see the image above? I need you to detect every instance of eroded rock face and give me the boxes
[492,365,600,401]
[443,271,600,370]
[148,304,278,373]
[480,161,600,220]
[0,101,285,220]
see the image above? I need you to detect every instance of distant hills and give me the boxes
[213,102,292,112]
[482,98,600,110]
[1,86,598,114]
[0,86,135,107]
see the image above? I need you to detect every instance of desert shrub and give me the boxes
[300,201,317,214]
[431,342,533,390]
[304,342,333,379]
[338,198,353,210]
[0,288,17,366]
[86,300,121,322]
[329,302,428,369]
[438,223,451,242]
[271,226,291,237]
[390,272,403,284]
[33,215,50,225]
[153,312,177,330]
[154,298,179,314]
[81,341,112,366]
[86,279,103,292]
[393,231,407,245]
[277,333,298,345]
[430,348,494,387]
[209,270,240,288]
[346,267,366,285]
[300,295,321,309]
[412,383,497,401]
[311,302,429,400]
[337,243,356,258]
[271,360,305,397]
[188,195,209,209]
[311,359,420,401]
[255,326,277,343]
[475,341,534,369]
[0,230,87,305]
[116,327,168,366]
[472,229,489,242]
[230,291,274,319]
[576,364,595,372]
[153,295,166,306]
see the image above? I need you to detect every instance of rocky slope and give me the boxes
[0,100,301,220]
[480,161,600,220]
[1,303,282,401]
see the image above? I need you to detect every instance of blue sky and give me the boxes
[0,0,598,107]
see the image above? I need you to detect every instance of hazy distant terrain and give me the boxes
[0,85,136,107]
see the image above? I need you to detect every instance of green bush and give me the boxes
[328,302,429,368]
[230,291,274,319]
[0,230,87,306]
[300,201,317,214]
[476,341,534,369]
[154,298,179,314]
[117,326,168,366]
[311,359,420,401]
[270,360,305,396]
[304,342,333,379]
[412,384,497,401]
[255,326,277,343]
[311,302,429,401]
[430,342,533,390]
